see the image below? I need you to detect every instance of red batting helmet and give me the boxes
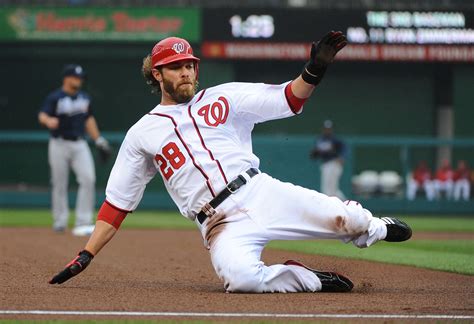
[151,37,200,68]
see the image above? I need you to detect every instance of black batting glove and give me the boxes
[302,31,347,86]
[49,250,94,284]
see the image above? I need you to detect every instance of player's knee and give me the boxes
[222,263,264,293]
[78,173,95,186]
[51,179,68,190]
[337,200,371,235]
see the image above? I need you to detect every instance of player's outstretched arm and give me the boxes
[290,31,347,100]
[49,220,117,284]
[84,220,118,255]
[49,200,129,285]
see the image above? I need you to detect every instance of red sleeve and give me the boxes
[284,82,306,114]
[97,200,129,230]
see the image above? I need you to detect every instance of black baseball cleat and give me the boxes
[284,260,354,292]
[381,217,412,242]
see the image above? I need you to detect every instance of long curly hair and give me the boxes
[142,54,161,95]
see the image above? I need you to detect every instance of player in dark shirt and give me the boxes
[38,64,111,236]
[310,120,346,199]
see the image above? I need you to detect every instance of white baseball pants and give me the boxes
[48,138,96,229]
[196,173,387,293]
[434,179,454,200]
[320,159,345,200]
[406,179,435,201]
[453,179,470,201]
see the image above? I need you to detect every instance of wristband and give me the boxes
[301,63,327,86]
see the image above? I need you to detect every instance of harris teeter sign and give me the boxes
[0,8,200,41]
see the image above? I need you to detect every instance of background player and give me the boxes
[49,33,412,292]
[453,160,471,201]
[406,160,435,201]
[310,119,346,199]
[38,64,112,236]
[434,159,454,200]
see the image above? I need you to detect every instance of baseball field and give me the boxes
[0,209,473,323]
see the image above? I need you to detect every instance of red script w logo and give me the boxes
[198,96,230,127]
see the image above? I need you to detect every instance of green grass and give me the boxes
[0,209,194,229]
[1,209,473,232]
[269,239,474,275]
[1,209,473,275]
[399,215,474,232]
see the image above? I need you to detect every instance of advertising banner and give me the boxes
[0,7,200,42]
[202,42,474,62]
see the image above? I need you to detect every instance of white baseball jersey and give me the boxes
[105,81,300,219]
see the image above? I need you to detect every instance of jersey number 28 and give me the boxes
[155,142,186,180]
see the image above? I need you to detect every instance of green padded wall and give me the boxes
[453,65,474,166]
[236,61,436,174]
[0,43,234,132]
[235,61,436,136]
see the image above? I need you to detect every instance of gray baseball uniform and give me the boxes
[40,87,95,231]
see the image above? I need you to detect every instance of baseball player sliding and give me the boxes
[50,32,412,293]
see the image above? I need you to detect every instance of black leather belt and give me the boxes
[197,168,259,224]
[53,135,80,141]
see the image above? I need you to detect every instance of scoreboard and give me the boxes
[202,9,474,62]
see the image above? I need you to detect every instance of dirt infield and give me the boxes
[1,227,473,321]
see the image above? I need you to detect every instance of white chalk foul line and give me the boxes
[0,310,473,319]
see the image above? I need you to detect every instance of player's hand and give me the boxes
[49,250,94,284]
[310,149,319,159]
[310,31,347,67]
[95,136,113,164]
[302,31,347,86]
[46,117,60,130]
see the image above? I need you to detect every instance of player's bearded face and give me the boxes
[161,61,197,104]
